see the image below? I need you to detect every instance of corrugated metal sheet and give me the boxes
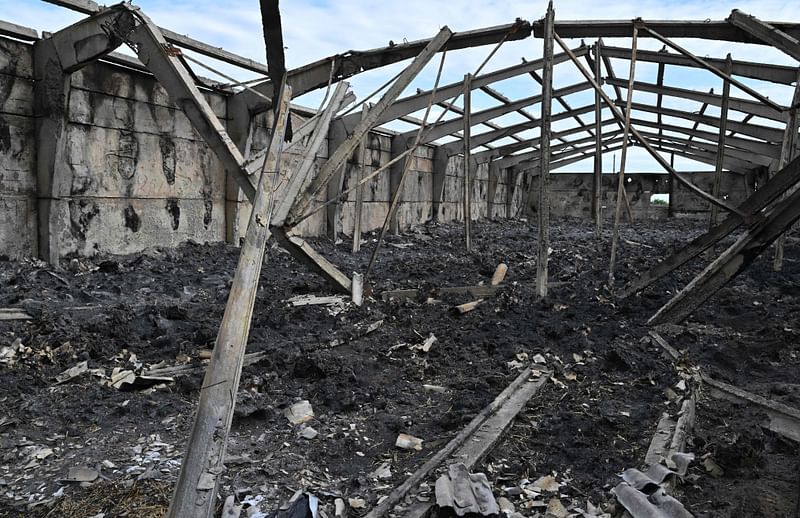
[435,463,499,516]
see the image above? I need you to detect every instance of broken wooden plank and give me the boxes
[490,263,508,286]
[0,309,33,321]
[650,331,800,443]
[270,229,352,294]
[167,83,292,518]
[363,367,549,518]
[381,285,500,302]
[455,299,484,314]
[702,375,800,443]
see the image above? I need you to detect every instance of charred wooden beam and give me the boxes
[536,1,555,298]
[167,83,292,518]
[619,153,800,298]
[648,181,800,325]
[601,45,797,85]
[533,18,800,45]
[605,78,787,122]
[728,9,800,62]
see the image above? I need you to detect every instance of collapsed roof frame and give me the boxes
[5,3,800,517]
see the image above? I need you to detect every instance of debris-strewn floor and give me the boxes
[0,218,798,517]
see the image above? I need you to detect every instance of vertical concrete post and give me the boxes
[536,1,555,298]
[326,120,348,240]
[432,145,449,222]
[33,38,71,265]
[225,96,255,245]
[352,104,370,253]
[487,160,500,220]
[388,134,408,234]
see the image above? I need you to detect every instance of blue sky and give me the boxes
[5,0,800,173]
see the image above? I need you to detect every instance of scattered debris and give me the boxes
[395,433,423,451]
[490,264,508,286]
[455,299,484,314]
[284,400,314,425]
[435,463,499,516]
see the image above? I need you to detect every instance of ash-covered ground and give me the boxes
[0,218,797,517]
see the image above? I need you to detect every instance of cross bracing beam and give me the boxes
[618,101,785,143]
[436,104,597,157]
[337,46,589,133]
[512,135,628,171]
[401,82,593,143]
[533,19,800,45]
[470,116,618,164]
[494,130,625,170]
[600,46,798,85]
[605,78,788,122]
[636,130,770,169]
[237,19,536,110]
[645,141,753,173]
[728,10,800,62]
[629,118,780,159]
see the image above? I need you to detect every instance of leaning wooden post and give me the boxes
[167,84,292,518]
[463,73,473,251]
[592,40,603,238]
[352,104,370,253]
[608,24,639,287]
[536,1,554,298]
[710,54,732,228]
[773,69,800,271]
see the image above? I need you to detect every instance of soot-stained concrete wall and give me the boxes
[0,33,753,260]
[526,172,748,220]
[0,39,37,259]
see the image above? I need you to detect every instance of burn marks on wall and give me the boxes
[123,204,141,232]
[69,199,100,247]
[159,136,176,184]
[166,198,180,230]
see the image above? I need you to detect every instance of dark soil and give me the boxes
[0,217,797,517]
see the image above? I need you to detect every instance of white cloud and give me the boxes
[5,0,798,172]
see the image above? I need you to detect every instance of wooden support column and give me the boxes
[592,41,603,237]
[709,54,732,228]
[608,25,639,286]
[773,70,800,271]
[536,1,554,298]
[326,121,348,240]
[352,104,370,253]
[432,146,449,221]
[167,84,291,518]
[463,73,473,250]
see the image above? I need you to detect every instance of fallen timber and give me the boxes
[363,366,549,518]
[650,332,800,444]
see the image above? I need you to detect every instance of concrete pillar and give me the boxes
[388,134,409,233]
[33,38,71,265]
[432,145,448,221]
[325,120,348,240]
[486,160,500,220]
